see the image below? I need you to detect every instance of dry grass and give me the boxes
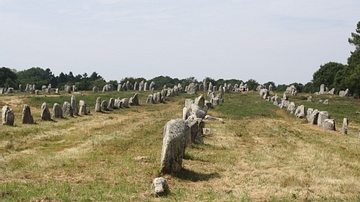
[0,91,360,201]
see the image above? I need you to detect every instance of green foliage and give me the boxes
[16,67,51,89]
[245,79,259,91]
[312,62,346,90]
[0,67,17,87]
[302,82,315,93]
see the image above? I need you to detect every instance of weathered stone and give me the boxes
[259,89,268,99]
[339,89,349,97]
[194,95,205,109]
[22,104,34,124]
[62,101,73,117]
[120,98,129,108]
[182,107,190,120]
[114,98,121,109]
[160,119,187,174]
[149,81,155,91]
[294,105,305,118]
[340,118,348,135]
[280,99,289,109]
[108,98,115,109]
[95,97,102,112]
[129,93,140,106]
[52,103,63,118]
[92,86,99,92]
[71,95,78,115]
[101,100,108,111]
[307,96,312,102]
[328,88,335,95]
[287,102,296,114]
[41,102,51,121]
[2,106,15,126]
[323,119,336,131]
[186,83,198,94]
[79,100,88,115]
[323,99,329,105]
[306,108,319,125]
[317,111,329,127]
[151,177,169,197]
[319,84,325,94]
[146,94,155,104]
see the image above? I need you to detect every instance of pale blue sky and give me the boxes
[1,0,359,84]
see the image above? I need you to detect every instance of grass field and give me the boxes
[1,90,360,201]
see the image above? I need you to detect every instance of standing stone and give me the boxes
[317,111,329,127]
[340,118,349,135]
[95,97,102,112]
[186,116,205,145]
[79,100,88,115]
[323,99,329,105]
[71,95,78,115]
[129,93,139,106]
[120,98,129,108]
[108,98,115,109]
[2,106,15,126]
[323,119,336,131]
[113,98,120,109]
[319,84,325,94]
[287,102,296,114]
[144,82,148,91]
[328,88,335,95]
[149,81,155,91]
[92,86,99,92]
[306,108,319,125]
[339,89,349,97]
[187,83,198,94]
[52,103,63,118]
[307,96,312,102]
[22,104,34,124]
[182,107,190,120]
[101,100,108,111]
[55,88,59,94]
[41,102,51,121]
[160,119,188,174]
[146,94,155,104]
[62,101,73,117]
[294,105,305,118]
[151,177,169,197]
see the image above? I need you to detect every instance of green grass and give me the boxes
[1,90,360,201]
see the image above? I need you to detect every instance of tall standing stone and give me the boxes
[95,97,102,112]
[294,105,305,118]
[317,111,329,127]
[40,102,51,121]
[160,119,188,174]
[71,95,78,115]
[22,104,34,124]
[52,103,63,118]
[79,100,88,115]
[108,98,115,109]
[2,106,15,126]
[340,118,348,135]
[62,101,73,117]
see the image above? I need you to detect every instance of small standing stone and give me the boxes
[40,102,51,121]
[95,97,102,112]
[22,104,34,124]
[340,118,348,135]
[2,106,15,126]
[151,177,169,197]
[52,103,63,118]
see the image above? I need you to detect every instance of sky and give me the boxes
[1,0,359,85]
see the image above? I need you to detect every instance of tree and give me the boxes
[16,67,51,89]
[245,79,259,91]
[0,67,18,88]
[346,21,360,96]
[312,62,346,90]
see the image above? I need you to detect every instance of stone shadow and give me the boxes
[175,168,220,182]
